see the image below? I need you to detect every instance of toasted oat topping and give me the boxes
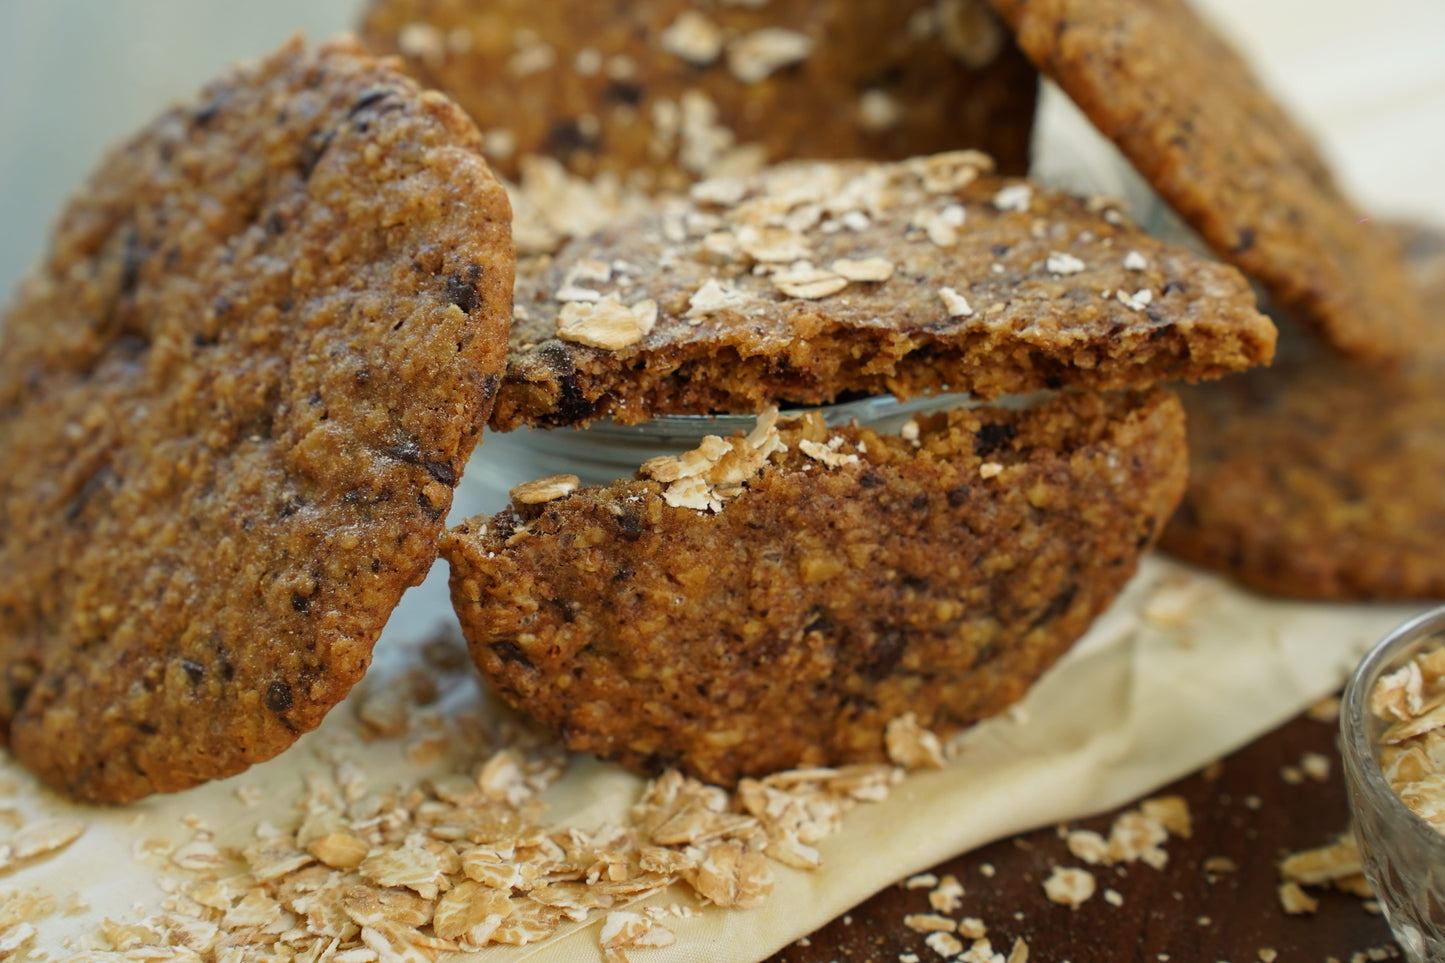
[511,474,582,506]
[640,407,791,512]
[1045,252,1087,275]
[556,296,658,349]
[939,286,975,318]
[1117,288,1154,312]
[660,11,725,66]
[727,28,815,83]
[831,256,896,283]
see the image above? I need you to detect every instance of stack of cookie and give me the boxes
[357,1,1274,785]
[4,0,1413,803]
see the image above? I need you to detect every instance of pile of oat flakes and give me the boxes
[1369,646,1445,831]
[0,631,948,963]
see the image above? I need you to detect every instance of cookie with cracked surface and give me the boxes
[1160,225,1445,600]
[0,38,513,803]
[445,388,1186,785]
[985,0,1423,368]
[358,0,1038,186]
[493,152,1273,430]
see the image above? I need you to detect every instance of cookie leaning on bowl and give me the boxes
[985,0,1424,368]
[359,0,1039,187]
[0,38,513,803]
[447,390,1186,784]
[1160,225,1445,600]
[494,151,1277,431]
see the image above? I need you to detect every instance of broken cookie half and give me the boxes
[494,150,1275,430]
[445,389,1187,784]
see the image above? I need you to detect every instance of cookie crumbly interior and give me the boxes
[445,388,1187,785]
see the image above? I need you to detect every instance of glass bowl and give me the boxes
[1341,603,1445,963]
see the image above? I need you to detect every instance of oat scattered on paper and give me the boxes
[11,628,917,961]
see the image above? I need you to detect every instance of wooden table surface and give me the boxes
[768,710,1397,963]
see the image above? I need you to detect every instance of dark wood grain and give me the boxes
[768,711,1398,963]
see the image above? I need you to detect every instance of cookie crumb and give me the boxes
[1307,696,1342,723]
[510,474,581,505]
[1300,752,1331,782]
[929,874,965,913]
[925,930,965,958]
[886,713,946,770]
[1278,880,1320,915]
[1042,866,1096,908]
[905,913,958,934]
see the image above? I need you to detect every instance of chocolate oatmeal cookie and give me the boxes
[358,0,1038,187]
[445,389,1187,785]
[987,0,1424,368]
[493,152,1274,430]
[0,38,513,802]
[1159,226,1445,600]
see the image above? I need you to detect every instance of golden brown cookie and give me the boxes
[358,0,1039,186]
[986,0,1424,368]
[493,152,1274,430]
[0,38,513,803]
[445,389,1187,785]
[1159,225,1445,600]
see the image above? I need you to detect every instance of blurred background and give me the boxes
[1,0,1443,305]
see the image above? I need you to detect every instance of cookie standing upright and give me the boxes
[987,0,1424,367]
[1160,225,1445,600]
[0,38,513,803]
[358,0,1039,186]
